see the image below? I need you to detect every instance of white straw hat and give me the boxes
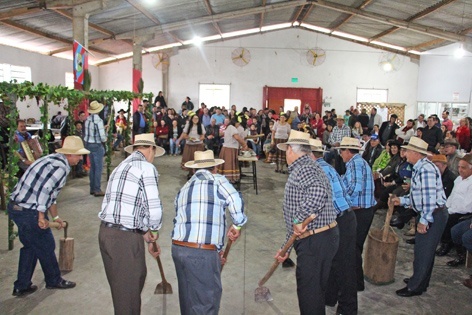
[401,137,431,155]
[338,137,363,151]
[277,130,317,151]
[184,150,225,169]
[88,101,104,114]
[56,136,90,155]
[309,138,326,153]
[124,133,165,157]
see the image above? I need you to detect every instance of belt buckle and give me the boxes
[13,205,23,211]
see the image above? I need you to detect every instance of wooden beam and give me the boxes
[0,6,42,21]
[203,0,223,37]
[313,0,467,43]
[44,0,97,9]
[291,5,305,23]
[369,0,457,41]
[330,0,374,30]
[300,4,314,23]
[53,9,114,37]
[117,0,308,39]
[406,26,472,51]
[259,0,267,29]
[125,0,161,25]
[48,46,71,55]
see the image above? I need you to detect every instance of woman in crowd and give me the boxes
[371,124,380,136]
[322,124,332,147]
[374,140,401,199]
[155,119,169,152]
[289,108,300,130]
[395,119,415,144]
[268,113,291,174]
[169,119,182,156]
[372,139,392,172]
[178,113,205,178]
[456,118,471,152]
[311,112,324,138]
[352,121,363,139]
[218,114,249,183]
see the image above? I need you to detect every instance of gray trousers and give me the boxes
[99,225,147,315]
[172,244,222,315]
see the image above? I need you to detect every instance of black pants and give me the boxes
[354,207,375,291]
[294,226,339,315]
[325,210,358,315]
[441,213,470,244]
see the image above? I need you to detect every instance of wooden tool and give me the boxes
[255,214,316,302]
[49,221,74,271]
[220,239,233,272]
[153,242,173,294]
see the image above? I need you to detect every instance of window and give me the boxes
[356,88,388,103]
[65,72,74,89]
[0,63,31,83]
[283,99,301,113]
[199,84,230,109]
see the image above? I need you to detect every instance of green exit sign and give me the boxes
[291,77,298,83]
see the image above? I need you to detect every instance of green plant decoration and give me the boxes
[105,99,114,180]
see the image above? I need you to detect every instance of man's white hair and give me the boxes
[289,144,312,155]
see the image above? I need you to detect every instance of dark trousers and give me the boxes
[99,225,147,315]
[8,202,62,290]
[294,226,339,315]
[441,213,470,244]
[408,208,448,292]
[451,218,472,252]
[325,211,358,315]
[172,244,222,315]
[354,206,375,290]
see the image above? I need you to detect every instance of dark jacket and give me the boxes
[357,113,369,129]
[362,141,384,167]
[378,121,400,145]
[442,167,457,198]
[132,111,149,134]
[422,125,444,152]
[154,95,167,108]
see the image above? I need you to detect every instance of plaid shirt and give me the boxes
[283,154,337,249]
[172,169,247,250]
[329,124,351,145]
[400,157,446,225]
[84,114,107,143]
[316,158,352,214]
[342,154,376,209]
[99,151,162,231]
[10,153,70,212]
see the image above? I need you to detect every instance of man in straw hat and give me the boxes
[274,130,339,314]
[337,137,376,292]
[98,133,165,313]
[172,150,247,314]
[84,100,107,197]
[8,136,90,296]
[309,138,358,314]
[390,137,448,297]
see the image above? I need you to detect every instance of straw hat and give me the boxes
[460,153,472,165]
[56,136,90,155]
[124,133,165,157]
[309,138,326,153]
[338,137,362,151]
[184,150,225,169]
[89,101,104,114]
[431,154,447,164]
[401,137,431,155]
[277,130,317,151]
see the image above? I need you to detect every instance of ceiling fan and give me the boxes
[151,52,170,70]
[378,52,403,72]
[306,48,326,66]
[231,47,251,67]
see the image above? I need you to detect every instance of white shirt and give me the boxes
[446,175,472,214]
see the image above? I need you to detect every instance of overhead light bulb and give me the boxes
[454,44,465,58]
[192,36,202,46]
[382,62,393,72]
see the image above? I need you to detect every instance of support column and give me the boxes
[131,35,153,113]
[162,59,169,104]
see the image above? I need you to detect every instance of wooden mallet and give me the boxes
[49,221,74,271]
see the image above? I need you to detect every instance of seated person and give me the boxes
[451,217,472,289]
[362,134,383,168]
[205,118,220,155]
[73,121,87,178]
[247,123,261,157]
[169,119,182,156]
[372,139,393,174]
[155,119,169,151]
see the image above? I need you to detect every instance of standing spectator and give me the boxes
[357,108,369,133]
[442,111,453,131]
[84,101,107,197]
[415,114,427,131]
[326,117,352,174]
[300,107,311,124]
[178,113,205,179]
[153,90,167,108]
[112,109,127,151]
[348,109,359,128]
[289,107,300,130]
[182,96,194,111]
[269,114,291,174]
[132,104,148,137]
[99,133,164,313]
[211,107,225,126]
[395,119,415,144]
[344,110,351,126]
[455,118,471,152]
[391,137,448,297]
[367,108,382,134]
[422,116,444,152]
[73,121,87,177]
[173,150,247,314]
[205,118,220,155]
[9,136,89,296]
[275,131,339,314]
[339,137,376,292]
[378,114,400,146]
[201,108,211,127]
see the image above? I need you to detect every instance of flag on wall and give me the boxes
[73,40,87,85]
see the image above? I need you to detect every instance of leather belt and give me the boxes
[101,221,145,235]
[297,221,338,240]
[433,206,446,213]
[172,240,217,251]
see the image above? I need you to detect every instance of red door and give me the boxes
[263,86,323,114]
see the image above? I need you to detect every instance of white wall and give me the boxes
[99,28,420,120]
[0,44,99,119]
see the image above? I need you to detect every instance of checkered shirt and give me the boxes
[84,114,107,143]
[342,154,377,209]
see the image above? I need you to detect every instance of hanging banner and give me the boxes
[73,40,87,85]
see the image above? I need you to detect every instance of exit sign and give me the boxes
[291,77,298,83]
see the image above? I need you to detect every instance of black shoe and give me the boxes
[396,286,423,297]
[12,284,38,297]
[406,238,416,245]
[435,243,452,256]
[403,278,410,284]
[389,217,405,229]
[282,258,295,268]
[46,279,76,290]
[447,256,466,267]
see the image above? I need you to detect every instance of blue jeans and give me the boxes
[249,141,260,156]
[451,219,472,252]
[85,142,104,193]
[113,134,123,149]
[8,202,62,290]
[169,138,179,155]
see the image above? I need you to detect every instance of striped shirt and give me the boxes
[329,124,352,145]
[172,169,247,250]
[99,151,162,231]
[316,158,352,214]
[400,157,446,225]
[342,154,376,209]
[84,114,107,143]
[10,153,70,212]
[283,154,337,248]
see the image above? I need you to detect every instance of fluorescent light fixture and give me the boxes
[454,44,465,58]
[300,23,331,33]
[332,31,368,42]
[371,41,406,51]
[293,21,300,27]
[260,23,292,32]
[408,50,422,55]
[147,42,182,53]
[221,28,260,38]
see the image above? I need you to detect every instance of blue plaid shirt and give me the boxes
[316,158,351,214]
[400,157,446,225]
[84,114,107,143]
[329,124,352,145]
[342,154,376,209]
[172,169,247,250]
[283,154,337,249]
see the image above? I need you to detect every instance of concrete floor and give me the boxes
[1,152,471,315]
